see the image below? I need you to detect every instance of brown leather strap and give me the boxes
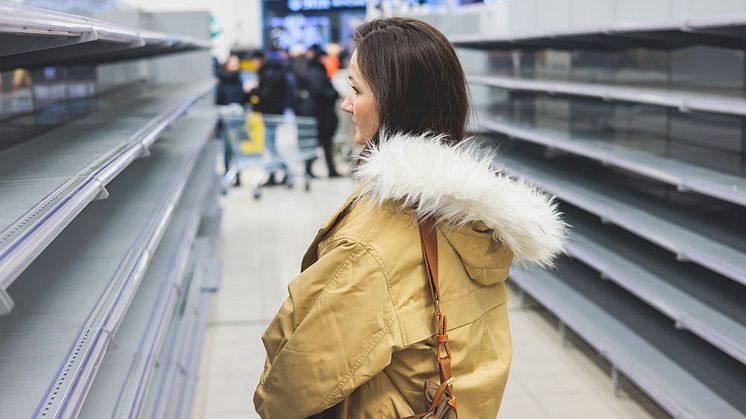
[418,219,457,415]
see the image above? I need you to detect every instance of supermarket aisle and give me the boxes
[190,175,667,419]
[190,176,354,419]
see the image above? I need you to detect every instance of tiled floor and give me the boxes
[190,169,669,419]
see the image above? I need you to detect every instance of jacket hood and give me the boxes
[353,131,568,269]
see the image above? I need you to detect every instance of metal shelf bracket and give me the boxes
[0,288,14,316]
[95,185,110,201]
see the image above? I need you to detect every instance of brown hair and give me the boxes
[353,17,469,144]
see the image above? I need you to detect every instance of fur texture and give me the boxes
[354,131,568,266]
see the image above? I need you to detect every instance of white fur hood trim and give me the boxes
[354,131,568,267]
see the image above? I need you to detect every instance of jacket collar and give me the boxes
[300,185,363,271]
[353,131,568,267]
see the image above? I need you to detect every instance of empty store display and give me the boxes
[0,3,220,418]
[452,11,746,419]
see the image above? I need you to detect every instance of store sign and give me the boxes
[268,15,331,49]
[287,0,367,11]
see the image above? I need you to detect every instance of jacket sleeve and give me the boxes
[254,238,403,418]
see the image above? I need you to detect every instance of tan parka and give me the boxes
[254,133,567,418]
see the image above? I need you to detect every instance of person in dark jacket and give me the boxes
[250,50,291,185]
[216,55,247,186]
[252,52,289,115]
[216,55,246,106]
[305,47,341,178]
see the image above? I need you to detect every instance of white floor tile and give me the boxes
[535,392,617,417]
[498,394,551,419]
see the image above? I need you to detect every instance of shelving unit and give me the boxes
[468,74,746,117]
[77,143,219,419]
[510,263,746,419]
[0,4,220,419]
[0,2,207,71]
[445,6,746,418]
[0,112,214,418]
[0,82,213,313]
[497,149,746,285]
[449,13,746,51]
[563,208,746,365]
[141,224,221,419]
[475,115,746,206]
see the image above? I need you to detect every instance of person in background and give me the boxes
[278,48,296,119]
[291,45,326,114]
[249,49,291,185]
[324,43,341,78]
[212,55,220,77]
[289,44,309,83]
[305,47,341,178]
[337,46,351,70]
[216,55,246,106]
[254,17,567,418]
[289,44,313,118]
[216,54,247,186]
[250,50,288,115]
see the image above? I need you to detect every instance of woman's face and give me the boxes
[341,50,379,145]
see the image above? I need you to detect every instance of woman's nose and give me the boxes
[340,92,353,113]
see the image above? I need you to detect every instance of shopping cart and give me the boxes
[219,105,318,199]
[264,114,319,192]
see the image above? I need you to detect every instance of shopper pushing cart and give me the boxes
[219,105,318,199]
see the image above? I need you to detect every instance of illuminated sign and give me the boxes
[269,15,331,49]
[287,0,367,11]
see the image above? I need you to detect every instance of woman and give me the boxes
[254,17,567,418]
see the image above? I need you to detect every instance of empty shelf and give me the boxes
[69,31,208,66]
[196,208,223,292]
[0,81,213,313]
[469,74,746,117]
[683,13,746,43]
[476,115,746,207]
[510,261,746,418]
[0,2,94,56]
[450,13,746,51]
[141,293,196,419]
[78,145,218,419]
[494,149,746,285]
[176,289,214,419]
[142,228,219,419]
[564,209,746,364]
[0,113,214,419]
[0,2,208,71]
